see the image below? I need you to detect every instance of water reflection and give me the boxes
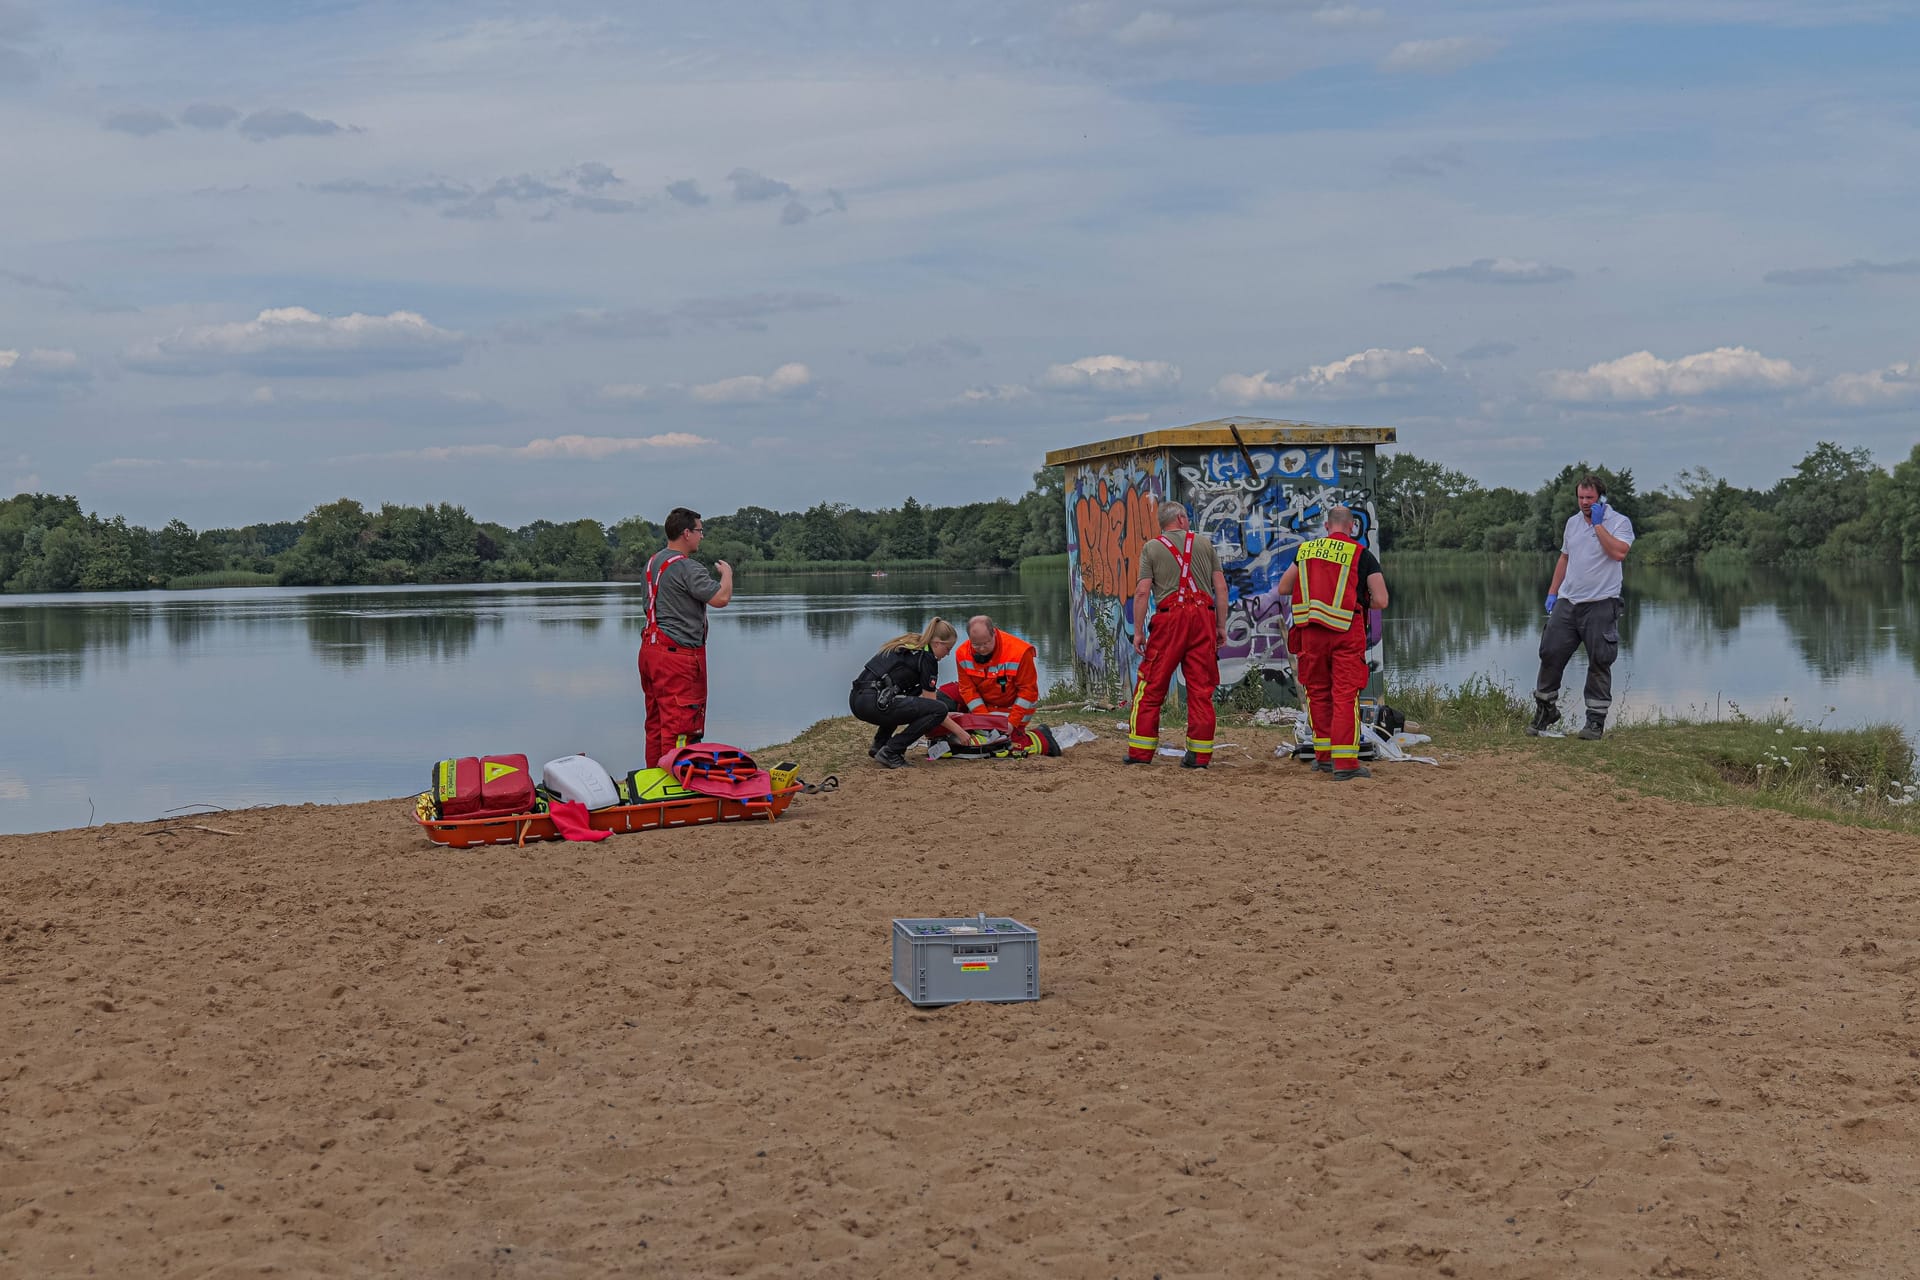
[1383,558,1920,721]
[1,564,1916,833]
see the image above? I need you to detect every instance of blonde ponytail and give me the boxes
[880,616,957,653]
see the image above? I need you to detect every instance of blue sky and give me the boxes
[2,0,1917,527]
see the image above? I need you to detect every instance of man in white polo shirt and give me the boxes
[1528,474,1635,741]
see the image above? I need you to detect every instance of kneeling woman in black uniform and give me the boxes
[850,617,970,769]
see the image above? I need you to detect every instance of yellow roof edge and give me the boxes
[1043,419,1398,467]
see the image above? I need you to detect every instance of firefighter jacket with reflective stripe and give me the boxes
[954,630,1041,727]
[1292,533,1363,631]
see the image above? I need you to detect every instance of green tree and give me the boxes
[154,518,214,581]
[1773,442,1875,551]
[891,496,933,559]
[78,516,151,590]
[1376,453,1479,551]
[791,501,851,561]
[1867,443,1920,561]
[1017,466,1067,558]
[279,499,373,586]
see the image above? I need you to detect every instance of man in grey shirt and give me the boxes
[1528,475,1634,741]
[638,507,733,766]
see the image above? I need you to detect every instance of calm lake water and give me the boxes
[2,559,1916,834]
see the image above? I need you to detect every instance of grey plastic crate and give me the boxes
[891,915,1039,1006]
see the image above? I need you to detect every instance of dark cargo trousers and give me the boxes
[1534,598,1622,716]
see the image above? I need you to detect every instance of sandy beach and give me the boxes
[3,730,1917,1278]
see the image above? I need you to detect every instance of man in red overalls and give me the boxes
[1126,502,1229,768]
[638,507,734,767]
[1277,504,1390,780]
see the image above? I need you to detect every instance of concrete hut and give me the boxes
[1044,418,1397,702]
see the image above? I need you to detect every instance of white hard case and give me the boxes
[541,755,621,809]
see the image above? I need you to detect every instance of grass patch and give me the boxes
[757,715,881,779]
[1384,676,1920,834]
[1599,711,1919,831]
[1387,673,1534,737]
[166,570,279,590]
[1018,553,1069,572]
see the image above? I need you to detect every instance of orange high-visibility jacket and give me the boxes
[954,630,1040,729]
[1291,532,1364,632]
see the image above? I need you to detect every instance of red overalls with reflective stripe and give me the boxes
[1289,533,1368,772]
[1127,530,1221,764]
[637,551,709,768]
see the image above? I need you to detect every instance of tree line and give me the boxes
[0,468,1070,593]
[5,439,1916,594]
[1376,441,1920,564]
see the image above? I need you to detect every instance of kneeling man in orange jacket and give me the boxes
[938,614,1042,747]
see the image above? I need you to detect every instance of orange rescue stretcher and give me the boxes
[415,786,804,849]
[414,755,828,850]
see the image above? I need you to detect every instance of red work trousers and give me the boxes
[638,630,708,768]
[1296,622,1367,772]
[1127,602,1219,763]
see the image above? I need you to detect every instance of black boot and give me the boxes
[1525,700,1560,737]
[1578,712,1607,741]
[1180,750,1207,769]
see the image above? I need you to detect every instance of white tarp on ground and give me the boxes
[1264,708,1439,766]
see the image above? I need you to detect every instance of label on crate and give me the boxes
[953,954,998,968]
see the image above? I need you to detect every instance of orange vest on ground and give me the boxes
[1291,533,1363,632]
[954,630,1040,726]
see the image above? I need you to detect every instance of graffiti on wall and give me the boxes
[1063,452,1168,691]
[1175,445,1381,685]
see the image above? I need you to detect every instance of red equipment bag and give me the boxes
[658,743,777,812]
[432,753,537,819]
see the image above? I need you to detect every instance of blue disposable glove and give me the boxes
[1588,500,1609,526]
[1544,592,1559,614]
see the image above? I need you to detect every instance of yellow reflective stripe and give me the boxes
[1186,739,1213,750]
[1312,737,1331,747]
[1295,537,1358,626]
[1127,675,1154,752]
[1331,745,1360,758]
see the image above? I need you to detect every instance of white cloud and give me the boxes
[1412,257,1575,285]
[1310,5,1384,27]
[1214,346,1446,403]
[1825,360,1920,408]
[688,361,812,403]
[1542,346,1807,402]
[1379,36,1504,74]
[346,432,713,464]
[125,307,468,376]
[1037,354,1182,395]
[0,347,89,393]
[950,384,1035,406]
